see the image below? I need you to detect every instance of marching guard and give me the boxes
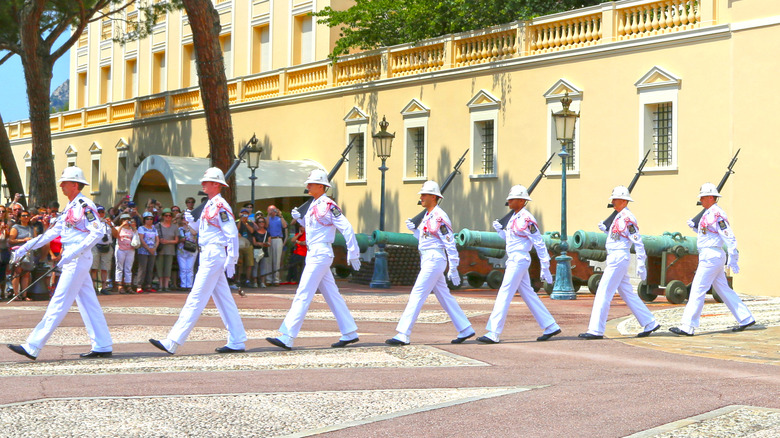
[579,186,660,340]
[386,181,474,346]
[149,167,247,354]
[669,183,755,336]
[478,185,561,344]
[266,169,362,350]
[7,167,113,360]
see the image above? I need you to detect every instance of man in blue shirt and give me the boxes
[266,205,287,285]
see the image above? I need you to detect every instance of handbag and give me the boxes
[183,240,198,253]
[131,231,141,249]
[96,244,111,253]
[253,248,264,261]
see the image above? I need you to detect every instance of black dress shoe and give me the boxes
[215,346,245,353]
[732,321,756,332]
[476,336,498,344]
[669,327,694,336]
[149,338,175,354]
[7,344,36,361]
[451,333,475,344]
[331,338,359,348]
[537,329,562,342]
[266,337,292,351]
[637,325,661,338]
[79,350,112,358]
[578,333,604,340]
[384,338,410,346]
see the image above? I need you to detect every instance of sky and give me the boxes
[0,32,72,124]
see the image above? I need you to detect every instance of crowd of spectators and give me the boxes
[0,194,301,301]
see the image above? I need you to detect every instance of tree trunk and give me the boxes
[182,0,236,206]
[0,112,27,207]
[19,1,57,208]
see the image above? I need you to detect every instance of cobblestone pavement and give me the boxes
[0,285,778,437]
[0,386,535,437]
[608,297,780,365]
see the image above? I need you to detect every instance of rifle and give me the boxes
[497,152,555,228]
[295,135,359,217]
[410,148,469,227]
[601,148,652,230]
[690,148,740,229]
[191,134,258,218]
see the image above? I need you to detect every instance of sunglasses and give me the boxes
[163,213,172,217]
[144,217,153,220]
[20,214,29,218]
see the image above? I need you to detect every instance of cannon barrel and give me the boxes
[456,229,507,250]
[371,230,420,247]
[333,233,372,253]
[572,230,697,257]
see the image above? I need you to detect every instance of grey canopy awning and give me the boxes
[129,155,324,206]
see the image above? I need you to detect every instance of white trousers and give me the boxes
[485,252,559,338]
[26,251,113,353]
[587,251,656,336]
[396,251,472,337]
[679,248,754,333]
[279,253,357,338]
[177,251,197,288]
[114,248,135,284]
[166,246,246,349]
[269,238,283,283]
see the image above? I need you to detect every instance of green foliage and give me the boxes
[314,0,602,59]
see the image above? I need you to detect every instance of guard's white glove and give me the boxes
[492,220,503,232]
[405,219,416,231]
[636,264,647,281]
[541,267,553,284]
[58,250,76,267]
[687,219,696,230]
[291,207,301,220]
[224,257,236,278]
[728,251,739,274]
[349,258,361,271]
[597,222,607,232]
[448,267,461,286]
[184,210,195,224]
[10,248,26,265]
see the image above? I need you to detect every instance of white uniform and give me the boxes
[277,195,360,345]
[162,194,246,351]
[586,208,658,336]
[484,208,559,341]
[16,193,112,357]
[177,226,198,289]
[678,204,753,333]
[394,206,472,343]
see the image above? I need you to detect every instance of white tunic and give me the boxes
[193,194,238,261]
[696,204,737,253]
[498,208,550,264]
[298,194,359,260]
[413,205,459,267]
[605,208,646,259]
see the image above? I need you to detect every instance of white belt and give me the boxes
[308,242,331,252]
[419,248,445,257]
[199,243,226,251]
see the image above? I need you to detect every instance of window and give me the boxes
[124,59,138,99]
[182,44,196,87]
[89,142,102,192]
[116,138,129,193]
[99,65,111,105]
[219,33,232,78]
[77,71,87,108]
[291,13,313,65]
[401,99,430,181]
[251,24,271,73]
[544,80,582,175]
[467,90,500,179]
[636,66,680,170]
[343,107,369,184]
[152,51,166,94]
[65,145,78,168]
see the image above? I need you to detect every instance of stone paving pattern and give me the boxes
[0,284,778,437]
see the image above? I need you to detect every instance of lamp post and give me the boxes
[370,116,394,289]
[1,184,8,204]
[245,141,263,214]
[550,92,579,300]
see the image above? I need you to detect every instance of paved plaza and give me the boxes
[0,283,778,437]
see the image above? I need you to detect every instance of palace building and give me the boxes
[4,0,780,296]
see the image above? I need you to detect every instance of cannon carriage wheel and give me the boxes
[587,273,602,294]
[486,270,504,290]
[637,281,657,302]
[664,280,688,304]
[465,272,485,289]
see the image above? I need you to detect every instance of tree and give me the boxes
[0,0,176,207]
[0,112,26,207]
[180,0,236,206]
[314,0,603,58]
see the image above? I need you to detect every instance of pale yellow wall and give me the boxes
[21,0,780,296]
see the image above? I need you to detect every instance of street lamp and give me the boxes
[245,140,263,215]
[1,184,9,204]
[550,92,579,300]
[370,116,394,289]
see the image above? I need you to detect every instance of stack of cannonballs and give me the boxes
[349,245,421,286]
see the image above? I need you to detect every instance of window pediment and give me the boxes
[343,106,369,124]
[115,138,129,150]
[467,90,500,110]
[401,98,430,117]
[65,145,78,157]
[543,79,583,101]
[635,66,681,90]
[89,142,102,154]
